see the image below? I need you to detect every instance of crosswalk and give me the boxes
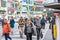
[1,23,50,40]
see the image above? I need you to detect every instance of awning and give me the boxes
[0,10,6,12]
[44,3,60,9]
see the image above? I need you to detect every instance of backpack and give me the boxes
[41,18,46,23]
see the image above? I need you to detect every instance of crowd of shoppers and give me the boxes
[0,15,56,40]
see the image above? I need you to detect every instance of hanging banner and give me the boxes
[36,0,43,2]
[7,0,12,2]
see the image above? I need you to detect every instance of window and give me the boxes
[27,0,33,4]
[34,1,43,6]
[6,2,11,7]
[1,0,6,7]
[15,3,18,10]
[29,6,34,11]
[21,5,28,11]
[11,3,14,7]
[35,7,43,11]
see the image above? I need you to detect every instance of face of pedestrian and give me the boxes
[10,16,13,20]
[3,19,8,24]
[27,19,31,24]
[36,16,39,19]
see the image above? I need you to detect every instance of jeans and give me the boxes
[4,33,12,40]
[26,33,32,40]
[36,28,41,40]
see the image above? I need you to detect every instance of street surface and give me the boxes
[1,23,53,40]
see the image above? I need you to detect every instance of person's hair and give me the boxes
[25,18,27,21]
[2,19,7,27]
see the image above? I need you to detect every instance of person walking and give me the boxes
[2,19,12,40]
[41,16,46,29]
[51,17,56,40]
[18,17,25,38]
[24,19,34,40]
[35,16,41,40]
[10,16,15,35]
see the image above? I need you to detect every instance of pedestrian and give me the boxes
[41,16,46,29]
[18,17,25,38]
[49,17,53,29]
[51,16,56,40]
[24,19,34,40]
[10,16,15,35]
[2,19,12,40]
[35,16,41,40]
[46,16,49,23]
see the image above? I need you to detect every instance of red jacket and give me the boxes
[3,23,11,34]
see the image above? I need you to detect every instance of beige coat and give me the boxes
[18,19,25,27]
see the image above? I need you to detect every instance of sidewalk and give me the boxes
[43,29,53,40]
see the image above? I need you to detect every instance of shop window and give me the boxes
[1,0,6,7]
[11,3,14,7]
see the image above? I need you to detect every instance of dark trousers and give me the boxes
[36,28,41,40]
[26,33,32,40]
[4,33,11,40]
[52,34,56,40]
[41,23,45,29]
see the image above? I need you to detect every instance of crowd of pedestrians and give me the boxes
[0,15,56,40]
